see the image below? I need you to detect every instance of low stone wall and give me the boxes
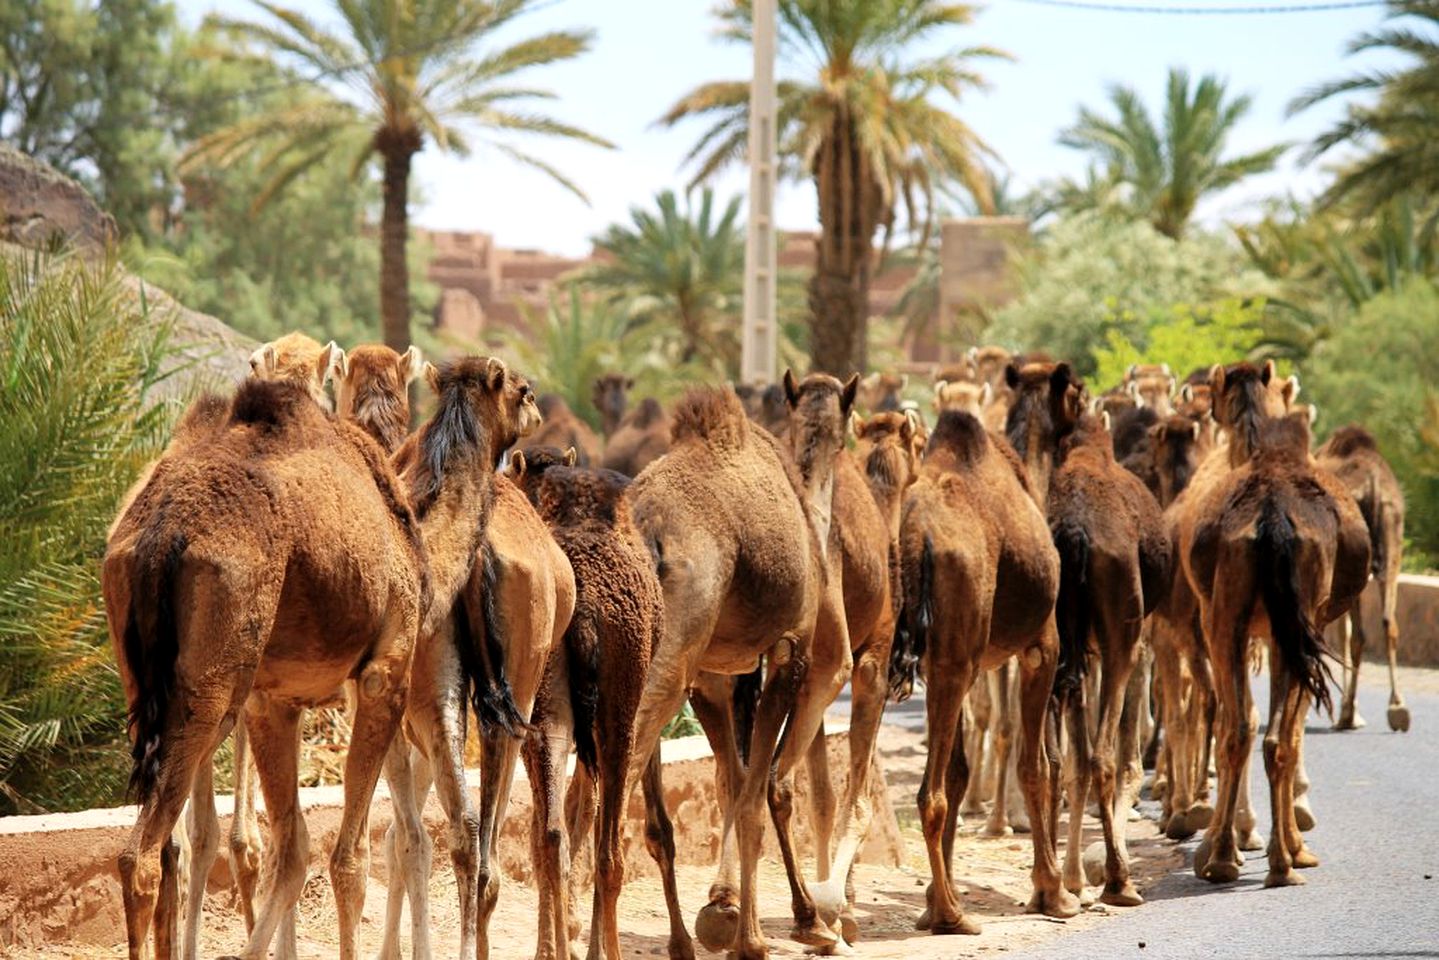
[0,720,903,952]
[1354,574,1439,667]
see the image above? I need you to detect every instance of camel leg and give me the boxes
[1151,632,1190,837]
[181,755,218,960]
[565,764,596,949]
[1336,608,1367,730]
[1093,615,1143,907]
[1233,699,1264,853]
[1285,697,1320,868]
[523,683,574,960]
[1018,634,1076,919]
[226,721,262,935]
[1188,639,1217,822]
[1380,546,1410,731]
[1262,661,1306,887]
[1292,724,1315,832]
[958,682,991,816]
[588,701,637,960]
[1059,687,1090,899]
[804,724,836,882]
[1119,648,1148,813]
[378,740,434,960]
[234,702,308,960]
[1194,566,1253,885]
[475,731,522,960]
[917,657,980,935]
[983,661,1017,837]
[640,751,695,960]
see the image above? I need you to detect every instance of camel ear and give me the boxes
[1259,359,1277,385]
[1101,410,1112,433]
[966,346,979,363]
[1126,380,1143,404]
[1153,422,1168,444]
[318,341,342,386]
[899,374,909,391]
[1306,404,1318,427]
[1179,382,1193,403]
[849,410,865,439]
[484,357,507,391]
[840,373,860,416]
[782,368,800,409]
[1191,420,1201,441]
[1167,375,1176,396]
[422,361,440,394]
[564,446,578,467]
[1284,374,1301,404]
[903,408,921,441]
[1208,364,1225,393]
[1160,363,1171,377]
[250,343,277,377]
[399,345,423,385]
[1050,361,1075,393]
[934,379,948,397]
[861,371,881,390]
[1087,395,1103,416]
[1004,363,1020,390]
[510,449,527,477]
[980,382,992,406]
[1126,363,1138,381]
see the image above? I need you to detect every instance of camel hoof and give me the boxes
[667,933,697,960]
[1388,704,1411,732]
[1264,868,1306,888]
[1100,883,1144,907]
[1239,829,1265,852]
[1026,886,1081,919]
[1294,798,1316,833]
[1333,710,1366,731]
[808,878,847,926]
[788,918,838,950]
[914,905,931,931]
[981,820,1014,838]
[1187,802,1215,831]
[1292,846,1320,869]
[1165,810,1197,841]
[1082,840,1107,888]
[694,900,739,953]
[839,912,859,945]
[1201,859,1241,884]
[930,914,983,936]
[1193,836,1215,877]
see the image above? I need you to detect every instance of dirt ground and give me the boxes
[15,715,1190,960]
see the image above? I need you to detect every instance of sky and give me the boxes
[171,0,1404,257]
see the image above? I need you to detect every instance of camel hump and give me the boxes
[627,397,666,429]
[229,378,316,429]
[670,387,748,449]
[1322,424,1378,458]
[927,410,988,465]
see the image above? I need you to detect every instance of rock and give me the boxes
[0,144,116,253]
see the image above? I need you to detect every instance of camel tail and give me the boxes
[1053,519,1090,696]
[889,534,934,702]
[455,542,531,737]
[732,664,763,765]
[566,619,601,775]
[122,531,188,802]
[1255,498,1335,714]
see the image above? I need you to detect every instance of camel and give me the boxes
[1122,363,1176,416]
[1316,425,1410,732]
[1147,413,1218,840]
[531,394,604,466]
[104,375,425,960]
[508,447,663,960]
[374,357,575,960]
[601,397,671,477]
[247,331,343,408]
[592,372,633,438]
[621,385,848,960]
[335,343,422,452]
[1181,364,1370,888]
[855,371,907,412]
[891,409,1077,934]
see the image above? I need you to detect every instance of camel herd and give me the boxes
[101,334,1411,960]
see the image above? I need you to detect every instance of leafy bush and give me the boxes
[989,212,1272,376]
[1305,278,1439,566]
[0,250,178,814]
[1091,298,1269,389]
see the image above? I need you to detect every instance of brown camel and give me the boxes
[1316,425,1410,732]
[247,331,343,408]
[892,409,1078,934]
[531,394,604,466]
[592,372,632,438]
[934,379,1007,432]
[104,375,425,960]
[1045,407,1171,905]
[335,343,422,452]
[375,358,575,960]
[622,385,847,960]
[855,371,908,412]
[508,448,663,960]
[600,397,671,477]
[1182,365,1370,888]
[1122,363,1176,416]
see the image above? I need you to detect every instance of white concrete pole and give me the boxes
[740,0,778,384]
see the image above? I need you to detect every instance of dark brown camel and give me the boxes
[1316,425,1410,732]
[508,447,663,960]
[1182,365,1370,888]
[893,409,1078,935]
[592,373,633,438]
[531,394,604,466]
[104,378,426,960]
[601,397,671,477]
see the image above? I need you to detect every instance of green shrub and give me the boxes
[0,250,178,814]
[1092,298,1269,389]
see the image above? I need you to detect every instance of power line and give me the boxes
[1009,0,1388,13]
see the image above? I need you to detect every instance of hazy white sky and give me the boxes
[172,0,1402,256]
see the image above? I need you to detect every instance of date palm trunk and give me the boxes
[807,109,878,376]
[377,126,423,351]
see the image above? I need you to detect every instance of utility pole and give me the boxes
[740,0,778,385]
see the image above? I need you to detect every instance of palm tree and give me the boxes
[184,0,612,350]
[659,0,1007,375]
[576,188,745,373]
[1059,68,1285,239]
[1290,1,1439,217]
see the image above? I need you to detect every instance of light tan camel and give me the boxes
[1182,365,1370,888]
[335,343,422,452]
[622,385,849,960]
[104,375,425,960]
[892,409,1078,935]
[509,448,663,960]
[374,357,575,960]
[1316,425,1410,732]
[855,371,908,412]
[1122,363,1177,416]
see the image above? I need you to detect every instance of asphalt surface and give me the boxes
[838,671,1439,959]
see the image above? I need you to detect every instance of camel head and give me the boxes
[248,331,342,410]
[1208,360,1294,465]
[933,379,992,416]
[592,372,633,435]
[420,355,540,469]
[852,410,922,495]
[1175,380,1214,420]
[782,369,860,480]
[1004,360,1085,501]
[334,344,421,453]
[508,444,579,505]
[1093,386,1137,420]
[1123,362,1176,416]
[1151,413,1210,507]
[972,345,1014,388]
[855,371,907,413]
